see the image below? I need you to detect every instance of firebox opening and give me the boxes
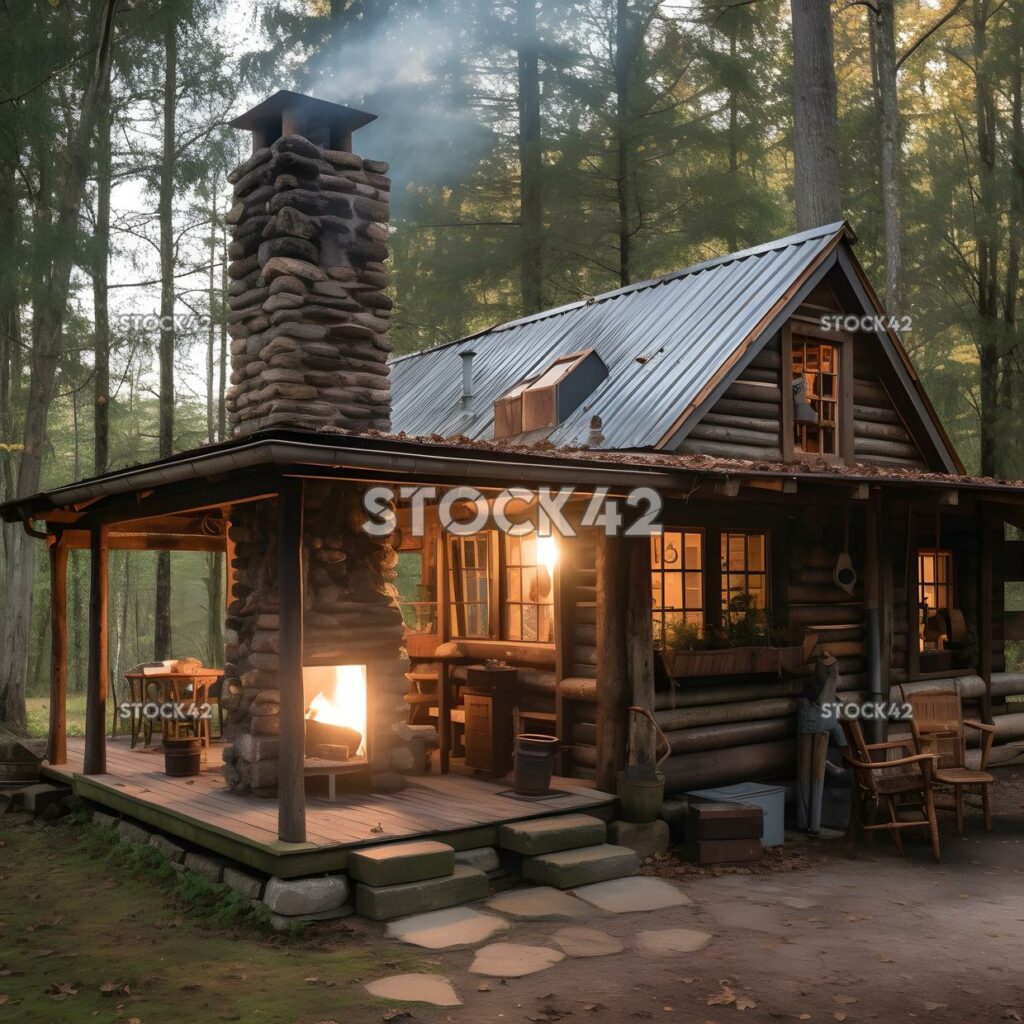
[303,664,368,761]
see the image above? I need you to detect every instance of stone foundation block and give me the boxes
[116,819,152,845]
[348,840,454,887]
[608,819,671,860]
[149,834,185,863]
[354,864,488,922]
[264,875,349,916]
[224,866,264,899]
[184,852,225,882]
[454,847,501,873]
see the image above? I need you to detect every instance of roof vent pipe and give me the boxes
[460,350,476,411]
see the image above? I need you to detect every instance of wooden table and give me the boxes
[123,670,223,750]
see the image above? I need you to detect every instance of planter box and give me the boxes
[661,631,816,679]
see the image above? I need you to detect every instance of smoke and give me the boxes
[306,9,502,207]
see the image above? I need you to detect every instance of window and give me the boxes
[448,535,494,638]
[650,530,704,644]
[917,549,954,650]
[792,339,840,455]
[721,530,769,622]
[447,532,557,643]
[504,534,556,642]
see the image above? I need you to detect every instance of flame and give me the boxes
[306,664,368,757]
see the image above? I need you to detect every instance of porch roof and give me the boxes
[3,427,1024,530]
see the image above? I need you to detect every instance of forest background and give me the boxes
[1,0,1020,727]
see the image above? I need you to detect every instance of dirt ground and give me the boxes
[1,769,1023,1024]
[356,767,1024,1024]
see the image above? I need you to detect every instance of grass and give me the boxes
[25,697,87,739]
[0,814,426,1024]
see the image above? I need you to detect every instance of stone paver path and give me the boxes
[572,875,693,913]
[551,924,624,957]
[469,942,566,977]
[364,973,462,1006]
[386,906,510,949]
[486,885,591,919]
[635,926,713,954]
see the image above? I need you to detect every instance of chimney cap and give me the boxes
[230,90,376,149]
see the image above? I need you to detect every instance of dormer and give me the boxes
[493,350,608,439]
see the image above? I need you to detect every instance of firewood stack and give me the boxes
[219,93,413,797]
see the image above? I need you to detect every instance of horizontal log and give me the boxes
[855,453,929,470]
[853,419,913,444]
[663,740,794,793]
[737,366,779,385]
[575,645,597,667]
[713,398,782,419]
[571,744,598,768]
[854,437,922,460]
[654,677,806,710]
[723,380,782,404]
[678,439,783,460]
[665,716,795,755]
[701,412,782,435]
[788,603,864,625]
[749,347,782,370]
[853,378,890,405]
[574,624,597,646]
[687,423,781,448]
[788,584,863,605]
[853,403,902,425]
[655,696,798,732]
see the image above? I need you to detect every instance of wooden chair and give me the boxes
[841,718,941,861]
[900,686,996,833]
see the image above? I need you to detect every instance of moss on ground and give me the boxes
[25,696,87,739]
[0,815,427,1024]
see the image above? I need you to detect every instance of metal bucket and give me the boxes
[512,734,559,795]
[163,737,201,777]
[616,771,666,823]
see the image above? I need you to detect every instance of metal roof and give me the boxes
[389,223,846,449]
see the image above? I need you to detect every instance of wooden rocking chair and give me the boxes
[899,686,996,833]
[841,718,941,861]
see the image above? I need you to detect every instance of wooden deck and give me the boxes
[43,737,616,878]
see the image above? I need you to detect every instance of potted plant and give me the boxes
[659,594,816,679]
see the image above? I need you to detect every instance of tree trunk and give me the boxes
[93,63,113,476]
[790,0,843,229]
[0,0,118,730]
[972,0,1000,477]
[517,0,543,312]
[154,14,177,660]
[614,0,634,286]
[873,0,904,311]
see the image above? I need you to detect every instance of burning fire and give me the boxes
[305,664,368,757]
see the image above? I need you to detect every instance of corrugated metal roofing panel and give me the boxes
[389,223,844,449]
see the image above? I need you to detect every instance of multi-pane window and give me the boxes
[504,534,555,643]
[721,530,769,621]
[650,531,704,643]
[448,535,493,638]
[792,339,840,455]
[918,549,954,650]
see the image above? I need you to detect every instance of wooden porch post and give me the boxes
[277,479,307,843]
[83,526,109,775]
[626,536,655,765]
[865,489,884,743]
[595,533,628,793]
[47,532,69,766]
[979,502,994,724]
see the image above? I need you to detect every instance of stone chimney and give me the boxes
[219,93,413,798]
[224,90,393,435]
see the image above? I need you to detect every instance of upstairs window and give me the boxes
[792,339,840,456]
[494,349,608,438]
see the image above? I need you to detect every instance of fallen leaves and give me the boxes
[706,983,757,1011]
[46,981,79,1000]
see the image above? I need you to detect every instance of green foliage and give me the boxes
[663,593,791,652]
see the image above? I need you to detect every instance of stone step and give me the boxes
[355,864,489,921]
[521,844,641,890]
[498,814,607,856]
[348,839,454,887]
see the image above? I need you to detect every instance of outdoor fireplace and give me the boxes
[218,92,417,796]
[304,664,368,762]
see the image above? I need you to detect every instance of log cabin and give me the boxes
[4,92,1024,890]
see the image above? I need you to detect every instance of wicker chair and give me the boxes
[899,686,996,833]
[841,718,941,861]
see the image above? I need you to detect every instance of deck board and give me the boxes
[44,738,615,876]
